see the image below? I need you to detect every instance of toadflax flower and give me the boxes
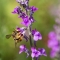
[12,6,26,18]
[31,47,47,58]
[30,6,38,12]
[21,16,35,26]
[29,6,38,16]
[38,48,47,56]
[21,16,31,26]
[19,45,29,57]
[12,6,21,14]
[31,47,41,58]
[29,16,35,23]
[16,0,29,8]
[19,12,26,18]
[32,29,42,41]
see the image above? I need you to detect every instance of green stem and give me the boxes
[25,0,35,60]
[32,58,34,60]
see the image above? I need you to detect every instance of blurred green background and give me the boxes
[0,0,58,60]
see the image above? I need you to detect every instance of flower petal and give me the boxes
[33,36,38,41]
[31,53,35,58]
[30,6,38,12]
[50,50,56,58]
[33,31,42,41]
[38,48,47,56]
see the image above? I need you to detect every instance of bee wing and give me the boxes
[6,34,12,39]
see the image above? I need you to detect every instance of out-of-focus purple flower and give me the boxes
[54,25,60,40]
[32,29,42,41]
[50,50,56,58]
[48,31,56,39]
[30,6,38,12]
[21,16,31,26]
[55,18,60,24]
[19,45,29,57]
[12,6,19,14]
[38,48,47,56]
[31,47,41,58]
[52,45,59,52]
[47,3,60,59]
[48,31,59,58]
[48,39,58,48]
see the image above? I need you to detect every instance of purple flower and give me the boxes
[48,39,58,49]
[21,16,31,26]
[50,50,56,58]
[52,45,59,52]
[12,6,26,18]
[33,32,42,41]
[16,0,29,7]
[55,18,60,24]
[48,31,59,58]
[30,6,38,12]
[32,29,37,35]
[19,12,26,18]
[29,16,35,23]
[16,27,26,35]
[32,29,42,41]
[38,48,47,56]
[19,45,25,54]
[48,5,60,58]
[12,6,20,14]
[19,45,29,57]
[31,47,41,58]
[48,31,56,39]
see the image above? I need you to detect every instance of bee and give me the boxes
[6,29,23,47]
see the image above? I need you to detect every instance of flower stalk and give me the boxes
[11,0,47,60]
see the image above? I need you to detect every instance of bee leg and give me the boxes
[19,39,22,41]
[15,40,18,47]
[19,37,23,41]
